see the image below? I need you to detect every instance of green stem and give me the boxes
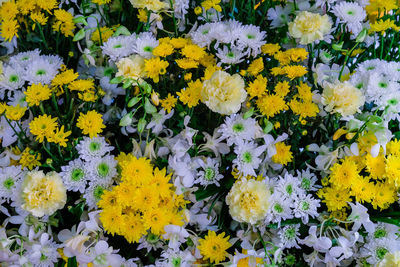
[169,0,178,36]
[37,23,49,51]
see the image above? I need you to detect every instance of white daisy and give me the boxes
[233,141,266,177]
[24,58,60,85]
[0,165,24,201]
[235,24,266,57]
[60,159,88,193]
[275,173,302,200]
[9,49,41,69]
[296,168,320,192]
[84,182,112,210]
[87,156,117,184]
[0,65,25,92]
[265,193,293,225]
[134,32,159,59]
[332,2,366,36]
[190,23,215,48]
[278,224,301,249]
[216,46,246,65]
[101,35,136,62]
[293,194,320,224]
[218,114,260,146]
[195,157,224,187]
[76,136,114,161]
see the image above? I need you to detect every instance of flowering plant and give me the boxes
[1,0,400,266]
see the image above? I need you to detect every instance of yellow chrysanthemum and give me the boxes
[153,42,174,57]
[329,157,359,189]
[160,93,177,113]
[52,69,79,89]
[271,142,293,166]
[350,176,374,203]
[365,153,386,179]
[69,79,95,92]
[0,19,19,42]
[176,58,199,69]
[91,26,115,43]
[261,43,280,55]
[385,155,400,187]
[246,75,267,99]
[30,12,48,30]
[116,55,146,82]
[246,58,264,76]
[5,104,26,121]
[19,148,41,170]
[256,94,288,118]
[177,79,202,108]
[47,126,72,147]
[387,139,400,156]
[283,65,307,80]
[318,187,351,211]
[274,81,290,97]
[20,170,66,217]
[198,231,231,264]
[371,182,397,210]
[53,9,76,37]
[0,1,19,21]
[29,114,58,142]
[201,0,222,12]
[144,57,169,83]
[181,44,206,61]
[25,83,52,107]
[76,110,105,138]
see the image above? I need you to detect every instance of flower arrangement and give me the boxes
[1,0,400,266]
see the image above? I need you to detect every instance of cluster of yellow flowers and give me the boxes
[29,114,72,147]
[0,0,76,42]
[98,155,186,243]
[318,139,400,214]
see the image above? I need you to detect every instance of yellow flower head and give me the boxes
[283,65,307,80]
[144,57,169,83]
[47,126,72,147]
[329,157,359,189]
[160,93,177,113]
[201,70,247,115]
[247,57,264,76]
[271,142,293,166]
[153,42,174,57]
[69,79,95,92]
[19,148,41,170]
[91,26,115,43]
[0,1,19,21]
[246,75,267,99]
[198,230,231,264]
[289,11,332,45]
[53,9,76,37]
[261,43,281,55]
[5,104,27,121]
[226,179,271,224]
[318,186,351,211]
[52,69,79,89]
[0,20,19,42]
[129,0,168,12]
[20,170,66,217]
[76,110,105,138]
[25,83,52,107]
[177,79,202,108]
[256,94,288,118]
[181,44,206,61]
[116,55,146,82]
[29,114,58,142]
[30,12,48,30]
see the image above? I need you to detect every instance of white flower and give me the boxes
[87,156,117,184]
[233,141,266,177]
[7,90,27,107]
[293,194,320,224]
[275,173,302,200]
[76,136,114,161]
[332,2,366,36]
[265,193,293,225]
[198,129,230,157]
[162,225,189,251]
[278,224,301,249]
[329,231,359,262]
[9,49,41,69]
[0,65,25,92]
[168,154,198,189]
[216,46,246,65]
[27,233,60,267]
[300,225,332,252]
[361,238,397,265]
[60,159,88,193]
[195,157,224,187]
[83,182,111,210]
[296,168,320,191]
[99,76,125,106]
[158,248,196,267]
[146,109,174,135]
[0,117,18,147]
[24,57,61,85]
[134,32,159,59]
[218,114,260,146]
[89,241,123,267]
[0,166,24,202]
[267,5,292,28]
[101,35,136,62]
[347,202,375,233]
[235,24,266,57]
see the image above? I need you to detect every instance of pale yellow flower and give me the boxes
[201,70,247,115]
[289,11,332,45]
[321,81,365,116]
[129,0,168,12]
[20,171,67,217]
[116,55,146,83]
[225,179,271,224]
[378,251,400,267]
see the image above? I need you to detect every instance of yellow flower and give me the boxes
[0,1,19,21]
[129,0,168,12]
[51,69,79,88]
[25,83,52,107]
[47,126,72,147]
[261,43,280,55]
[181,44,206,61]
[288,11,332,45]
[175,58,199,69]
[387,139,400,155]
[35,0,58,12]
[246,57,264,76]
[69,79,95,92]
[321,81,365,116]
[385,155,400,187]
[350,176,374,203]
[365,153,386,179]
[366,0,398,20]
[198,231,231,264]
[177,79,202,108]
[160,93,177,113]
[169,37,190,49]
[226,179,271,224]
[201,0,222,12]
[29,114,58,142]
[92,0,112,4]
[271,142,293,166]
[369,19,400,34]
[329,157,359,189]
[144,57,169,83]
[53,9,76,37]
[30,12,48,30]
[17,0,35,15]
[19,148,41,170]
[283,65,307,80]
[20,170,66,217]
[153,42,174,57]
[201,70,247,115]
[318,187,351,211]
[91,26,115,43]
[371,182,397,210]
[246,75,267,99]
[137,9,148,22]
[116,55,146,82]
[5,104,26,121]
[0,19,19,42]
[274,81,290,97]
[194,6,202,15]
[143,208,170,235]
[76,110,105,138]
[256,94,288,118]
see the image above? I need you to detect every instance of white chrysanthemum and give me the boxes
[134,32,159,59]
[265,193,293,225]
[27,233,60,267]
[76,136,114,161]
[9,49,41,69]
[216,46,246,65]
[368,222,399,241]
[235,24,266,57]
[296,168,320,191]
[24,58,60,85]
[100,76,125,106]
[84,182,111,210]
[190,23,215,48]
[278,224,301,249]
[0,65,25,91]
[7,90,27,107]
[362,238,398,265]
[218,114,260,146]
[233,141,266,177]
[332,2,366,35]
[43,55,63,69]
[293,194,320,224]
[101,35,136,62]
[195,157,223,187]
[87,156,117,183]
[276,173,302,200]
[60,159,88,193]
[226,179,271,224]
[0,165,24,201]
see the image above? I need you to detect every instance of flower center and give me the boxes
[242,151,253,164]
[204,167,215,181]
[71,168,84,181]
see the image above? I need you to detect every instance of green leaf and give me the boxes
[67,257,78,267]
[127,96,141,108]
[195,184,220,201]
[113,25,131,36]
[123,79,133,89]
[110,76,124,84]
[73,16,88,26]
[73,28,86,42]
[137,118,146,133]
[144,98,157,114]
[68,202,85,219]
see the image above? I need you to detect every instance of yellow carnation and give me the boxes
[225,179,271,224]
[321,81,365,116]
[21,171,66,217]
[201,70,247,115]
[116,55,146,83]
[288,11,332,45]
